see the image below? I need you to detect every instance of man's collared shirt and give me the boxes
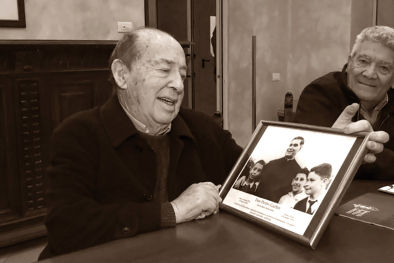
[360,93,388,126]
[120,104,171,135]
[279,191,308,208]
[305,191,326,215]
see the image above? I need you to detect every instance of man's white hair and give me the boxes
[350,26,394,58]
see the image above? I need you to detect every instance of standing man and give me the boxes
[295,26,394,180]
[294,163,332,215]
[254,136,304,203]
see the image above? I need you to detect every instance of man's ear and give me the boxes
[111,59,128,90]
[346,55,352,71]
[390,73,394,89]
[322,178,329,186]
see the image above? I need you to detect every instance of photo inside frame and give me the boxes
[220,122,367,243]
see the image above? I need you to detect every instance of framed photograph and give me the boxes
[0,0,26,28]
[220,121,369,249]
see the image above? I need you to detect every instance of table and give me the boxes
[39,180,394,263]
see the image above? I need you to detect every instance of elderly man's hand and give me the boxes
[171,182,221,224]
[332,103,389,163]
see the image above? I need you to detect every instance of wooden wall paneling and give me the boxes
[0,76,21,223]
[50,75,94,130]
[0,41,115,247]
[49,71,111,130]
[14,77,46,217]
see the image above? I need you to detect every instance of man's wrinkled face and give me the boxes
[123,33,187,128]
[347,40,394,110]
[304,172,327,199]
[249,163,264,180]
[285,139,302,159]
[291,173,307,194]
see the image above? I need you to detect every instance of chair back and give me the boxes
[284,92,295,122]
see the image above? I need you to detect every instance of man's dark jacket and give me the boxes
[39,95,242,259]
[254,157,301,202]
[294,64,394,180]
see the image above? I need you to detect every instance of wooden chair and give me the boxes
[277,92,295,122]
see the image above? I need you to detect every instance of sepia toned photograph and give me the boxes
[220,121,370,248]
[1,1,393,262]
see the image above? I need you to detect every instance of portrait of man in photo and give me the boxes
[255,136,304,202]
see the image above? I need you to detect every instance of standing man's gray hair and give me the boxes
[350,26,394,58]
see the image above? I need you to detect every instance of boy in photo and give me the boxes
[278,168,309,208]
[293,163,332,215]
[233,160,265,194]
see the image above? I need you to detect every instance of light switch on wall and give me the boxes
[118,22,133,33]
[272,73,280,82]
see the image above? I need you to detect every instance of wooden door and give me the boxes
[377,0,394,27]
[192,0,217,116]
[155,0,218,116]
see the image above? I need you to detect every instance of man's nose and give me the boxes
[169,72,184,92]
[363,64,378,79]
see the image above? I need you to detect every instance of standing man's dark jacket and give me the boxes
[40,95,242,259]
[254,157,301,202]
[294,64,394,180]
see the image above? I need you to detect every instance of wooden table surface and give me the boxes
[39,180,394,263]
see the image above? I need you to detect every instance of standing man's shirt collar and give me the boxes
[359,93,388,125]
[120,103,171,136]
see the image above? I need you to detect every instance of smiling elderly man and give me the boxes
[295,26,394,180]
[39,27,388,260]
[39,28,243,259]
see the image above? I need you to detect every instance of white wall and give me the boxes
[224,0,352,147]
[0,0,145,40]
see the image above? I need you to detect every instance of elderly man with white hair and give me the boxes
[295,26,394,180]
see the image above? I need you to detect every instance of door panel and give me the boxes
[156,0,217,115]
[193,0,216,116]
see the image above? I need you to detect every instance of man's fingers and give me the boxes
[369,131,389,144]
[195,198,218,220]
[361,131,388,163]
[332,103,360,129]
[341,103,359,119]
[343,120,372,134]
[195,214,205,220]
[199,182,222,203]
[367,140,384,154]
[364,153,377,163]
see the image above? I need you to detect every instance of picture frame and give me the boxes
[219,120,369,249]
[0,0,26,28]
